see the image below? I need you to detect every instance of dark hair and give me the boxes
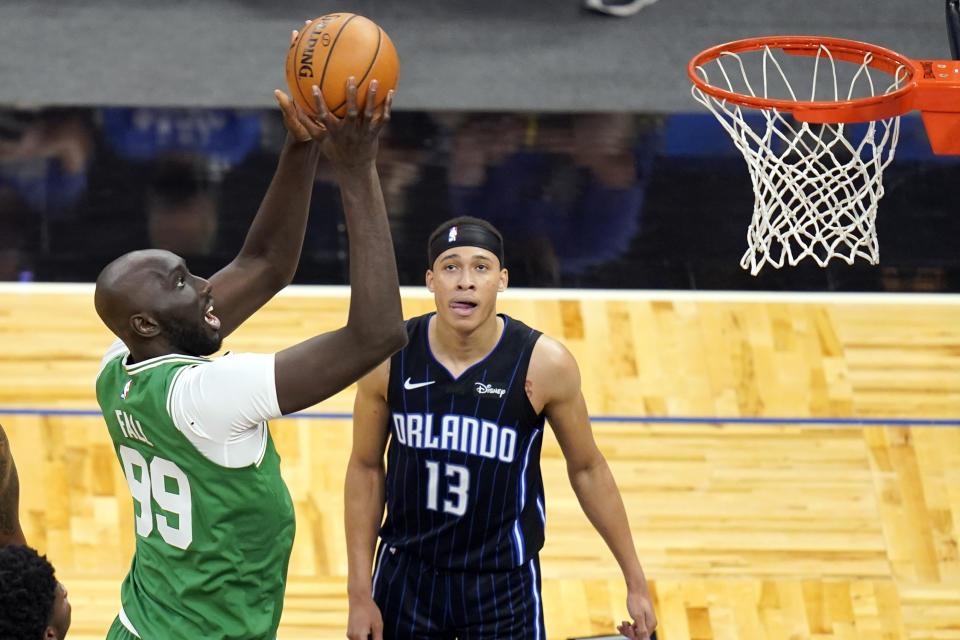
[0,545,57,639]
[426,216,505,268]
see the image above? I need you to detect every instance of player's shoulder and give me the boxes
[170,351,271,387]
[501,313,540,336]
[96,339,130,380]
[404,313,432,334]
[527,333,581,406]
[529,333,579,379]
[398,313,432,349]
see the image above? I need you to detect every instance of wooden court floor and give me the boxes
[2,285,959,640]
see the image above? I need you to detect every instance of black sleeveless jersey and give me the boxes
[380,313,547,571]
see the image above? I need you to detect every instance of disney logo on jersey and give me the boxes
[474,381,507,398]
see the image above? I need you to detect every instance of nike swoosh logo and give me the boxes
[404,377,436,390]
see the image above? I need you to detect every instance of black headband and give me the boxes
[428,223,504,267]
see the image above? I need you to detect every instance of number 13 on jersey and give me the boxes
[425,460,470,517]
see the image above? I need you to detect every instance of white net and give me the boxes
[691,44,906,274]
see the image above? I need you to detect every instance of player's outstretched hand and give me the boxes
[273,22,329,144]
[311,76,393,170]
[346,594,384,640]
[274,89,327,143]
[617,587,657,640]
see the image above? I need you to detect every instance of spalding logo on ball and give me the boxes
[286,13,400,117]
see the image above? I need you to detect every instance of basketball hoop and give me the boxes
[688,36,960,274]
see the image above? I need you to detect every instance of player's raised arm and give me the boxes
[344,360,392,640]
[533,336,657,639]
[0,424,26,547]
[205,85,326,339]
[274,79,406,414]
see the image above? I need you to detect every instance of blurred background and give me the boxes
[1,0,957,291]
[4,4,960,639]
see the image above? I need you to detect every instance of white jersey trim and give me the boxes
[371,544,388,596]
[97,339,130,380]
[117,606,142,638]
[528,559,543,640]
[126,354,208,375]
[96,340,209,379]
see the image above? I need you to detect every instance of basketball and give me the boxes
[285,13,399,118]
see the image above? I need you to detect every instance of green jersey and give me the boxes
[97,344,295,639]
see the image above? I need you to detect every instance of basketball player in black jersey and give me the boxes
[345,216,656,640]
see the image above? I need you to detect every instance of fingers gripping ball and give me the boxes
[286,13,399,117]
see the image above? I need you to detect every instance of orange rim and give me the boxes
[688,36,923,123]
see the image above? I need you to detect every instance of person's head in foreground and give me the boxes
[0,544,71,640]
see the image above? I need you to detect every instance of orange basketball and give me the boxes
[285,13,399,118]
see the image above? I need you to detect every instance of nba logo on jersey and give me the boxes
[447,226,458,242]
[120,379,133,400]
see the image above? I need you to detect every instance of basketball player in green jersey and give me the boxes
[95,75,407,640]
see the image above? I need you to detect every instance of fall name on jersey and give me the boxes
[391,412,518,463]
[113,409,154,447]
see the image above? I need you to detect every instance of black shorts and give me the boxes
[372,544,545,640]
